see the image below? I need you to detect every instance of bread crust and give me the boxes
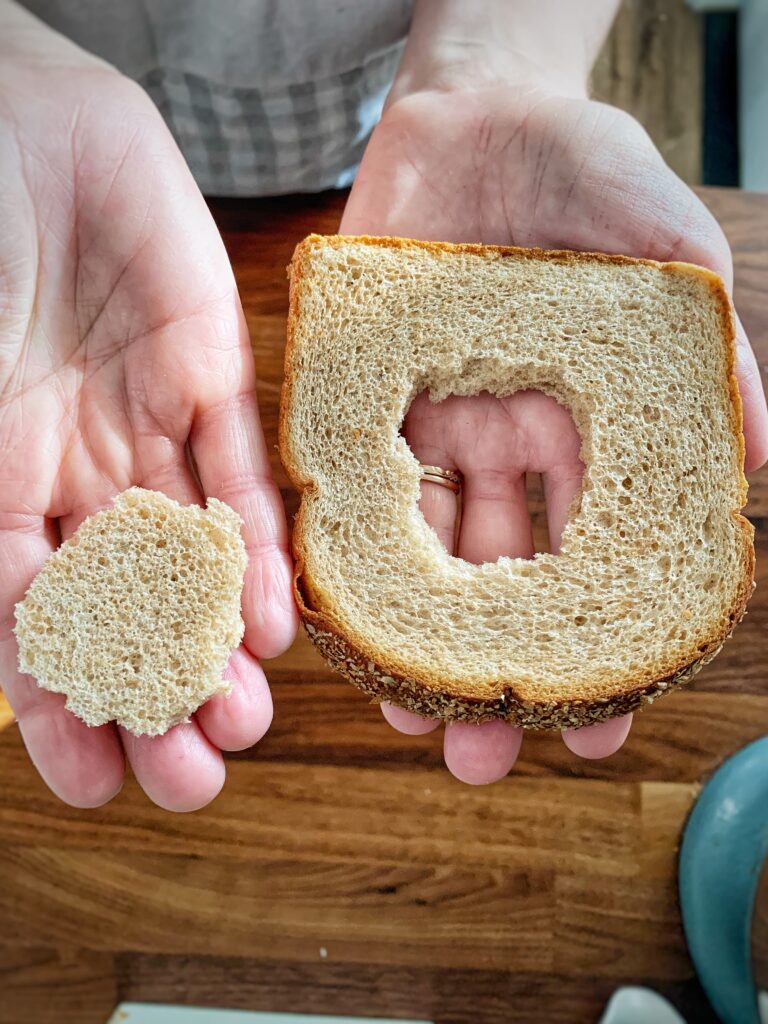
[280,235,754,729]
[292,557,753,729]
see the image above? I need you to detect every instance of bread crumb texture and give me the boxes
[15,488,247,736]
[280,235,754,728]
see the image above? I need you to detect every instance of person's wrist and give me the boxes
[387,42,589,109]
[388,0,618,107]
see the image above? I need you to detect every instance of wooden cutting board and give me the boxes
[0,186,766,1024]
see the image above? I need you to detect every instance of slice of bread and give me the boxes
[15,488,246,736]
[280,234,754,729]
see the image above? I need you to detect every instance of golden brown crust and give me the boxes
[279,234,755,730]
[293,541,753,729]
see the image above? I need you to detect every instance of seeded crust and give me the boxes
[280,235,754,729]
[295,584,751,728]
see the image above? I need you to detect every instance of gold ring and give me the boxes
[420,464,463,494]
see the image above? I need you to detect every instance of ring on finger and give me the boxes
[420,464,463,494]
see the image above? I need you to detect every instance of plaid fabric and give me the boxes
[139,42,403,197]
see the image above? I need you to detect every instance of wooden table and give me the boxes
[1,188,766,1024]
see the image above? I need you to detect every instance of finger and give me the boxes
[562,714,633,759]
[191,390,298,660]
[120,719,225,812]
[542,460,584,553]
[735,315,768,473]
[542,468,583,553]
[445,426,531,777]
[457,470,533,562]
[402,397,459,553]
[418,480,458,553]
[135,433,203,506]
[380,701,441,735]
[444,720,523,785]
[0,517,124,807]
[195,645,273,751]
[11,691,123,807]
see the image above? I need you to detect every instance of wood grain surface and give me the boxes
[0,692,13,732]
[1,186,766,1024]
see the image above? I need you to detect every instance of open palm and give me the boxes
[341,85,768,782]
[0,63,297,809]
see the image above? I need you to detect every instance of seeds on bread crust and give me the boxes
[298,594,742,730]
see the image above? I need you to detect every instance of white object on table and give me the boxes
[599,986,768,1024]
[107,1006,432,1024]
[598,988,687,1024]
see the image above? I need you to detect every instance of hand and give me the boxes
[0,27,297,809]
[340,83,768,784]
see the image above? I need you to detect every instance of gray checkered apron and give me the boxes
[19,0,413,196]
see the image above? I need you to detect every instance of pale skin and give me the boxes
[341,0,768,783]
[1,1,766,807]
[0,4,297,810]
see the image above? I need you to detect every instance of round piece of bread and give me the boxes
[14,488,247,736]
[279,234,754,730]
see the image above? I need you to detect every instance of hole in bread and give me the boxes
[701,511,715,541]
[400,386,585,564]
[642,404,660,423]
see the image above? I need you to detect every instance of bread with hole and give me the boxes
[279,234,754,729]
[15,488,246,736]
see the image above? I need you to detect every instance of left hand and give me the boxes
[340,81,768,784]
[0,23,297,811]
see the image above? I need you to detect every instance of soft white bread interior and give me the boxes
[15,488,246,736]
[280,235,753,729]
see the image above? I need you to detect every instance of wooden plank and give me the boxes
[0,846,714,982]
[115,953,721,1024]
[639,782,699,879]
[0,945,115,1024]
[0,690,14,732]
[0,846,554,973]
[592,0,703,185]
[0,753,638,875]
[554,873,690,980]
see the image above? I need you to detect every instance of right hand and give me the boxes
[0,10,297,811]
[342,66,768,785]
